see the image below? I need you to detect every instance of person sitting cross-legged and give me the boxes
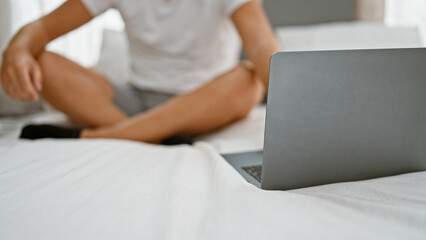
[0,0,281,145]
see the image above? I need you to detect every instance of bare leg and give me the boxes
[38,51,264,143]
[82,63,265,143]
[38,51,128,127]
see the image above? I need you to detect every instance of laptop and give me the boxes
[223,48,426,190]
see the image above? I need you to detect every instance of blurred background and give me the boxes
[0,0,124,67]
[0,0,425,67]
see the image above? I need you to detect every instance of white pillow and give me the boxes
[276,22,423,51]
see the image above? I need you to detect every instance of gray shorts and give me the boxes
[112,83,175,116]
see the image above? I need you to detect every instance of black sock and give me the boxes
[20,124,82,140]
[20,124,193,144]
[161,135,194,146]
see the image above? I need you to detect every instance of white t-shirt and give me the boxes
[82,0,252,94]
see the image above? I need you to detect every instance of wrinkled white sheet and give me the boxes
[196,106,266,154]
[0,140,425,240]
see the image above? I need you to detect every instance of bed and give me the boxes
[1,139,425,239]
[1,0,425,239]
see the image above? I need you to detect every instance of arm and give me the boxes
[231,1,281,90]
[0,0,93,101]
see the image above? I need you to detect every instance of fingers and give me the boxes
[16,65,39,101]
[1,66,20,99]
[0,56,43,101]
[30,62,43,92]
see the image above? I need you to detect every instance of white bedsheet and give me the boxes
[1,139,425,239]
[195,106,265,154]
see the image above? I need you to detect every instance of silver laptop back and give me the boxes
[262,49,426,190]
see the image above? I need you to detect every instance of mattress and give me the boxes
[0,139,425,239]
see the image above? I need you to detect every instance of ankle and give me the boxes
[79,129,92,138]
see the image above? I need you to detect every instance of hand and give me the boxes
[1,47,43,101]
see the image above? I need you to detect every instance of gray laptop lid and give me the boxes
[262,49,426,190]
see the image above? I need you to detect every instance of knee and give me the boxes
[36,51,56,69]
[36,51,59,84]
[36,51,115,100]
[224,66,265,120]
